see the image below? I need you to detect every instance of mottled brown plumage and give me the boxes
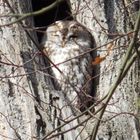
[41,20,96,113]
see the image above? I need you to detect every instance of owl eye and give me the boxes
[71,25,77,29]
[70,26,78,32]
[69,34,77,39]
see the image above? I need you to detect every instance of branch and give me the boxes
[90,10,140,140]
[1,0,64,27]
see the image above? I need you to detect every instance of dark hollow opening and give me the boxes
[31,0,73,42]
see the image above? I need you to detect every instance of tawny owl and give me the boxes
[41,20,96,113]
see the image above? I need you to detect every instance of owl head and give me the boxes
[41,20,94,48]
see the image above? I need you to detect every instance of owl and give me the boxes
[41,20,97,113]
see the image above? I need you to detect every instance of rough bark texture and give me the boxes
[70,0,140,139]
[0,1,45,139]
[0,0,140,140]
[0,0,81,140]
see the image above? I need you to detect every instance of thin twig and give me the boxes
[90,10,140,140]
[1,0,64,27]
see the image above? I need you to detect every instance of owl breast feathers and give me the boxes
[41,20,96,113]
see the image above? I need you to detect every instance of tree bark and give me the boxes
[70,0,140,139]
[0,0,81,140]
[0,0,54,139]
[0,0,140,140]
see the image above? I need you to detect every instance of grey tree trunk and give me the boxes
[0,0,81,140]
[0,0,55,139]
[70,0,140,139]
[0,0,140,140]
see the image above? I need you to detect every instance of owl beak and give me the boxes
[61,35,67,47]
[62,40,66,47]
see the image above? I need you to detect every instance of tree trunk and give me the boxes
[0,0,81,139]
[0,0,55,139]
[0,0,140,140]
[70,0,140,139]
